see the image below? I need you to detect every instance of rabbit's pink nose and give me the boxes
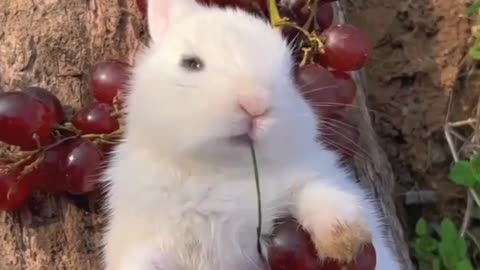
[238,95,270,118]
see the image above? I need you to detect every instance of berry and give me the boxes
[64,139,103,195]
[90,60,131,105]
[136,0,147,16]
[330,70,357,113]
[322,24,372,71]
[279,7,300,41]
[0,166,32,211]
[23,86,65,124]
[295,64,341,117]
[0,92,54,150]
[315,2,334,31]
[346,243,377,270]
[72,103,119,135]
[285,0,307,10]
[268,217,321,270]
[31,142,71,193]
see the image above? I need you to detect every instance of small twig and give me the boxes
[465,230,480,254]
[461,194,473,237]
[249,141,264,261]
[444,124,479,237]
[447,118,477,128]
[444,126,460,161]
[450,129,469,143]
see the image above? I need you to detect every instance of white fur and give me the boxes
[101,0,403,269]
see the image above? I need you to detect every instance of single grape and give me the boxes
[346,243,377,270]
[64,139,103,195]
[279,7,300,42]
[295,64,341,117]
[31,142,73,193]
[315,2,333,31]
[72,103,119,135]
[322,24,372,71]
[285,0,307,10]
[0,92,54,150]
[330,70,357,112]
[319,113,360,161]
[0,166,32,211]
[136,0,147,17]
[90,60,131,105]
[23,86,65,124]
[268,217,321,270]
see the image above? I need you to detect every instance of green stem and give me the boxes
[268,0,282,27]
[249,141,264,260]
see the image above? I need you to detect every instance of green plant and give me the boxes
[414,218,474,270]
[468,1,480,60]
[449,154,480,188]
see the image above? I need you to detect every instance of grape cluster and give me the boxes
[0,60,130,211]
[0,0,375,269]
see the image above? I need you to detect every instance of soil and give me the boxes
[343,0,476,248]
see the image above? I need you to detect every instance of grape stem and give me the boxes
[303,0,319,30]
[268,0,282,28]
[249,141,264,261]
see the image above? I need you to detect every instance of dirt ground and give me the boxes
[344,0,477,254]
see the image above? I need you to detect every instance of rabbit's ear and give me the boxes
[147,0,199,43]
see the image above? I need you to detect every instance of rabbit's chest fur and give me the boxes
[104,146,310,270]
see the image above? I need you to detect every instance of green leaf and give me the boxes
[456,258,474,270]
[449,161,477,187]
[456,238,468,258]
[440,218,459,242]
[439,241,457,269]
[415,236,438,256]
[432,258,441,270]
[468,1,480,16]
[418,260,433,270]
[416,218,429,236]
[471,154,480,177]
[469,46,480,61]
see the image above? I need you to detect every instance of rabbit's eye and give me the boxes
[180,55,204,71]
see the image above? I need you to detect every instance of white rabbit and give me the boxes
[100,0,403,269]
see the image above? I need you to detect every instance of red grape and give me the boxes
[268,217,321,270]
[0,166,32,211]
[315,2,333,31]
[279,7,300,41]
[90,60,131,105]
[330,70,357,112]
[346,243,377,270]
[319,113,360,161]
[72,103,119,135]
[136,0,147,17]
[322,24,372,71]
[0,92,54,150]
[64,139,103,195]
[295,64,341,117]
[31,142,72,193]
[294,4,311,27]
[23,86,65,124]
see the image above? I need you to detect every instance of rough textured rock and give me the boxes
[0,0,410,269]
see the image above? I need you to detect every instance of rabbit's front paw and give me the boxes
[296,185,372,263]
